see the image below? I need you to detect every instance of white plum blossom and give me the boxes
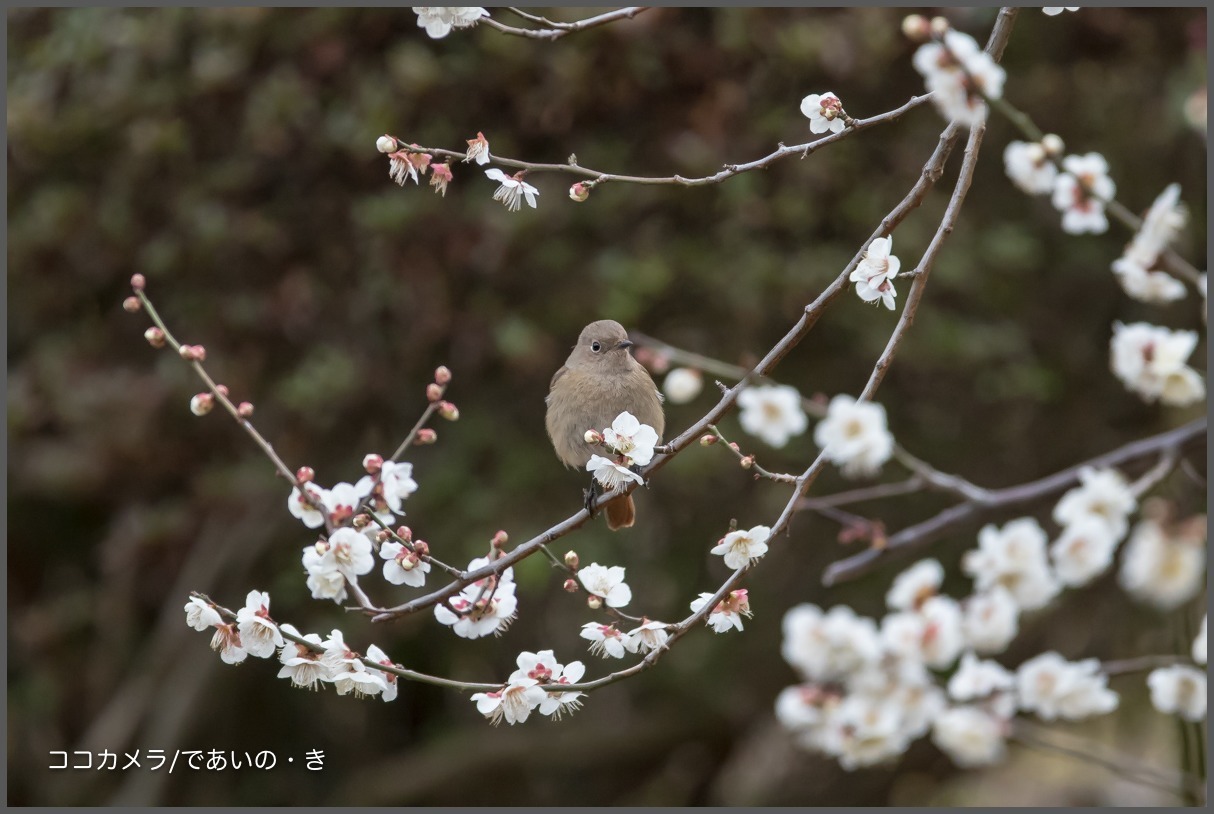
[327,527,375,579]
[303,542,349,604]
[580,622,635,659]
[1049,517,1119,587]
[800,91,847,134]
[821,693,912,770]
[710,524,771,570]
[585,454,644,492]
[413,7,489,39]
[932,706,1007,768]
[814,394,895,479]
[375,135,396,154]
[210,624,247,665]
[485,168,539,212]
[471,677,546,726]
[885,558,944,612]
[1043,7,1079,15]
[287,482,327,529]
[1109,322,1205,407]
[625,620,670,654]
[1051,153,1116,234]
[355,460,419,519]
[691,589,752,633]
[948,652,1015,706]
[380,540,431,588]
[1003,141,1057,195]
[1053,467,1136,542]
[849,236,901,310]
[775,685,836,753]
[1118,517,1206,610]
[365,644,399,702]
[963,518,1061,611]
[1016,652,1119,721]
[184,596,222,631]
[961,586,1020,654]
[434,556,519,639]
[601,411,659,467]
[329,666,387,699]
[276,624,327,691]
[509,650,585,719]
[1123,183,1187,268]
[662,367,703,404]
[737,384,808,448]
[1194,616,1207,665]
[880,596,965,670]
[235,590,284,659]
[912,30,1005,126]
[1111,259,1187,304]
[1147,665,1206,722]
[464,131,490,165]
[577,563,632,608]
[781,604,881,682]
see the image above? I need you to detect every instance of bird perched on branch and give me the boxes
[546,320,665,530]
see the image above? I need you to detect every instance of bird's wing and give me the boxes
[546,365,568,404]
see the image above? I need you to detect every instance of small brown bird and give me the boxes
[546,320,666,530]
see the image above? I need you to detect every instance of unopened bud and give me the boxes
[413,539,429,556]
[179,345,195,361]
[123,296,142,313]
[426,383,443,402]
[1041,133,1064,157]
[586,594,602,610]
[728,442,740,453]
[363,453,384,474]
[415,428,437,445]
[438,401,459,421]
[563,578,579,593]
[296,466,315,483]
[564,550,579,569]
[375,529,391,544]
[740,455,755,470]
[398,554,417,571]
[376,135,397,154]
[396,526,413,542]
[491,529,508,548]
[584,429,604,445]
[434,365,452,385]
[190,393,214,416]
[237,401,254,418]
[901,14,931,42]
[569,182,590,202]
[699,433,718,446]
[352,513,370,529]
[191,345,207,361]
[930,16,950,37]
[130,273,146,291]
[215,384,229,398]
[144,327,166,348]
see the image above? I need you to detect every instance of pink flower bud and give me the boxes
[415,428,437,445]
[699,434,718,446]
[191,345,207,362]
[426,383,443,402]
[564,578,580,593]
[144,327,165,348]
[901,14,931,42]
[438,401,459,421]
[491,529,509,548]
[564,550,579,569]
[190,393,214,416]
[375,529,391,543]
[569,182,590,202]
[430,162,453,197]
[586,594,602,610]
[215,384,229,397]
[363,453,384,474]
[728,442,740,453]
[179,345,195,361]
[413,539,429,557]
[237,401,254,418]
[296,466,315,483]
[396,526,413,542]
[740,455,755,470]
[376,135,397,154]
[584,429,603,445]
[130,273,147,291]
[434,365,452,385]
[123,296,142,313]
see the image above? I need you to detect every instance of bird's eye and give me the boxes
[591,341,602,353]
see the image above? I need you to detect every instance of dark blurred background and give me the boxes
[7,6,1207,805]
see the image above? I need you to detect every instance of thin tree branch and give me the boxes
[484,7,649,41]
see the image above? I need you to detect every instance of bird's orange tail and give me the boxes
[605,494,635,531]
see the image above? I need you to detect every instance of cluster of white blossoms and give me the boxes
[1049,467,1136,587]
[849,236,902,311]
[737,384,809,449]
[1111,185,1189,303]
[912,29,1006,126]
[813,394,895,479]
[185,593,399,701]
[470,650,585,725]
[288,457,419,530]
[434,555,519,638]
[800,91,847,135]
[1109,322,1205,407]
[413,7,489,39]
[586,411,660,491]
[580,616,671,659]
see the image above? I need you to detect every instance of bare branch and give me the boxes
[484,7,649,41]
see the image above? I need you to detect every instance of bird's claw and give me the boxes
[583,481,601,516]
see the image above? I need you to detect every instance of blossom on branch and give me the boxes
[737,384,808,448]
[580,622,635,659]
[471,677,546,726]
[413,7,489,39]
[1043,7,1080,15]
[586,455,644,491]
[601,411,659,467]
[433,556,519,638]
[276,624,327,691]
[380,540,431,588]
[210,623,247,665]
[691,589,752,633]
[813,394,894,478]
[235,589,284,659]
[184,597,222,631]
[1051,153,1115,235]
[885,558,944,612]
[662,367,703,404]
[365,644,399,702]
[1118,515,1206,610]
[960,586,1020,655]
[1049,517,1119,587]
[781,604,881,682]
[710,524,771,570]
[464,131,491,165]
[849,236,901,310]
[1147,665,1206,722]
[1111,184,1188,303]
[1109,322,1205,406]
[932,706,1007,768]
[287,482,327,529]
[1003,141,1057,195]
[800,91,847,135]
[912,29,1005,126]
[577,563,632,608]
[509,650,585,719]
[880,596,965,670]
[625,620,670,654]
[1052,466,1136,542]
[1015,652,1118,721]
[963,518,1060,611]
[485,168,538,212]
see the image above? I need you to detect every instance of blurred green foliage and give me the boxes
[7,6,1207,806]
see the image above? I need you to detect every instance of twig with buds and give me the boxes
[482,7,650,41]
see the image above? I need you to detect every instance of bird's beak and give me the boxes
[616,339,635,351]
